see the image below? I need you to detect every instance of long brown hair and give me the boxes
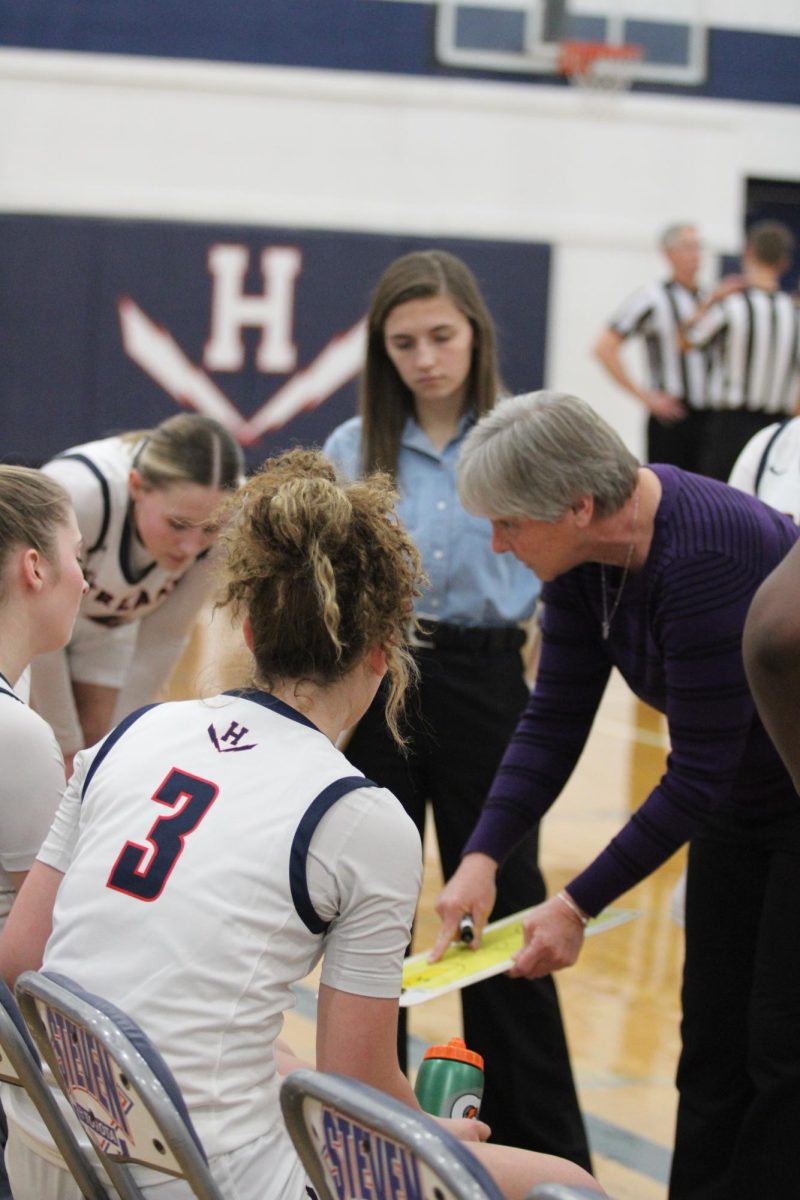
[217,449,423,743]
[360,250,502,476]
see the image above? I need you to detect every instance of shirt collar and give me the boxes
[399,410,476,458]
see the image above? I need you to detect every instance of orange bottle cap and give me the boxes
[421,1037,484,1070]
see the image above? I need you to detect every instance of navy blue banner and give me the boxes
[0,215,550,467]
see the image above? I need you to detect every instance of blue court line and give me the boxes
[291,983,672,1186]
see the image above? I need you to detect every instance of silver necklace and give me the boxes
[599,486,640,640]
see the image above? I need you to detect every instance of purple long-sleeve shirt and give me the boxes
[464,466,800,915]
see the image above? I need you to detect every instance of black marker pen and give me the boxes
[459,914,475,944]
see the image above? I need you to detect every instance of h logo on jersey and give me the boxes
[208,720,257,753]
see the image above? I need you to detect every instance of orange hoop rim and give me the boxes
[558,39,642,81]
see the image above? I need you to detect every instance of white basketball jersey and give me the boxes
[44,437,199,627]
[0,674,65,924]
[729,417,800,523]
[42,690,420,1160]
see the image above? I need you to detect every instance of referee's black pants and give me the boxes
[345,643,592,1169]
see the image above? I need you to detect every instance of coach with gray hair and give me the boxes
[431,390,800,1199]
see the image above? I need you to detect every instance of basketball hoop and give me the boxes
[558,40,642,91]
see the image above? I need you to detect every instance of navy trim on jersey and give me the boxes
[224,689,320,732]
[754,418,791,496]
[81,704,159,799]
[56,453,112,553]
[0,671,21,702]
[290,776,380,934]
[119,507,157,585]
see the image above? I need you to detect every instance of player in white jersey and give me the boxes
[0,467,86,926]
[0,450,605,1200]
[29,414,244,774]
[0,465,86,1196]
[729,417,800,523]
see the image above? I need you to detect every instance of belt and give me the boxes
[408,620,526,653]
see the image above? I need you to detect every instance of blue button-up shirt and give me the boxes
[323,414,540,625]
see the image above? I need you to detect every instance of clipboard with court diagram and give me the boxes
[400,905,638,1007]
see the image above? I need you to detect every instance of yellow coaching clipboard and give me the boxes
[400,905,637,1007]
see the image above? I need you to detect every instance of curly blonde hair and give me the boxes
[217,448,423,742]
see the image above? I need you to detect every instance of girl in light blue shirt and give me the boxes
[323,249,591,1170]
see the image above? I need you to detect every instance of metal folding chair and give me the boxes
[280,1066,505,1200]
[528,1187,606,1199]
[0,977,110,1200]
[15,970,224,1200]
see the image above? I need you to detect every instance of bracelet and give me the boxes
[555,890,588,927]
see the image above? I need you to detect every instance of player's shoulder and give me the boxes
[44,435,134,500]
[332,778,421,852]
[0,690,54,745]
[0,693,63,783]
[322,417,363,470]
[754,417,800,471]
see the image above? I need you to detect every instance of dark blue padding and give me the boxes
[56,454,111,554]
[41,971,208,1164]
[81,704,159,798]
[289,776,379,934]
[0,977,41,1067]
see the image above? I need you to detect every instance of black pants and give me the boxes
[346,645,592,1169]
[669,804,800,1198]
[648,408,779,483]
[696,409,780,482]
[647,408,710,473]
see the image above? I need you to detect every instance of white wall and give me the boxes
[2,44,799,454]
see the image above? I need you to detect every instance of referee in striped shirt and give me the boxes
[684,220,800,481]
[593,223,709,470]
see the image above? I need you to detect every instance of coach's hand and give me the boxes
[508,895,585,979]
[429,853,497,962]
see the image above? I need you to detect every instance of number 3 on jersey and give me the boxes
[107,768,219,901]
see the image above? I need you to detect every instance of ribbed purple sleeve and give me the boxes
[464,468,800,915]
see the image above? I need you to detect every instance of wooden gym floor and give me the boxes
[169,607,683,1200]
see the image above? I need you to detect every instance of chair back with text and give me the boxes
[280,1067,504,1200]
[0,977,110,1200]
[15,971,224,1200]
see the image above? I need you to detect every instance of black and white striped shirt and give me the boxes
[610,279,708,406]
[686,287,800,414]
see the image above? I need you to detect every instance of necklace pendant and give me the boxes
[601,619,610,640]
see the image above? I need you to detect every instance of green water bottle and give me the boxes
[414,1037,484,1119]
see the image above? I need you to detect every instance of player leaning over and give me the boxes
[30,413,244,774]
